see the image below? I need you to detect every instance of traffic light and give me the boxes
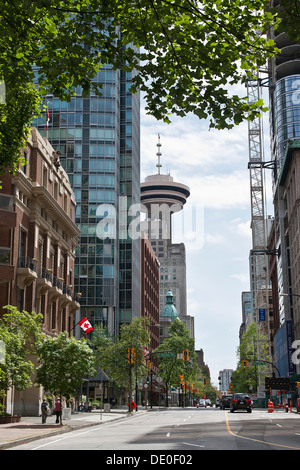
[180,374,184,384]
[182,349,189,361]
[203,378,207,385]
[242,360,247,369]
[128,348,135,363]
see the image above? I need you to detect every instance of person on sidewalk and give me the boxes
[54,398,62,424]
[41,398,49,424]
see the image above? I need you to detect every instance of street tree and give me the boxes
[0,0,280,173]
[35,332,95,424]
[271,0,300,42]
[232,322,270,394]
[154,318,199,406]
[91,317,151,411]
[0,305,43,415]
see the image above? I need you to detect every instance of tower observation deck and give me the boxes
[141,136,190,212]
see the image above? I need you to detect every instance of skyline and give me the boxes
[140,90,273,386]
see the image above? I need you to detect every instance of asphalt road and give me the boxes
[8,407,300,452]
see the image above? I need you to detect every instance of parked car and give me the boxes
[205,398,212,407]
[230,393,252,413]
[215,398,221,408]
[197,399,206,407]
[220,395,232,410]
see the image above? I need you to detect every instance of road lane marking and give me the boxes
[182,442,205,448]
[225,411,300,450]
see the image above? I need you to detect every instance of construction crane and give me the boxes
[246,70,274,386]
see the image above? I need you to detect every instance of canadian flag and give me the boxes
[78,317,93,333]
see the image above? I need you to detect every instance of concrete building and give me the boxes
[0,127,80,414]
[274,141,300,376]
[268,1,300,376]
[218,369,233,392]
[140,136,194,336]
[195,349,211,380]
[239,292,252,343]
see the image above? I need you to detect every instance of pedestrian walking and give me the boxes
[41,398,49,424]
[54,398,61,424]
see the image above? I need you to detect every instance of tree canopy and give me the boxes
[232,322,270,393]
[153,318,199,405]
[0,305,43,414]
[0,0,281,173]
[35,331,95,422]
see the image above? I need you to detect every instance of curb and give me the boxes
[0,413,130,450]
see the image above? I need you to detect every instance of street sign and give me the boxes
[265,377,290,391]
[253,361,265,366]
[159,352,176,358]
[259,308,266,321]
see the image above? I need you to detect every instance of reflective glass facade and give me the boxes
[34,65,140,336]
[274,75,300,176]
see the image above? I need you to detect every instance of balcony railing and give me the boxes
[18,256,38,272]
[53,276,63,291]
[63,284,72,297]
[41,267,53,283]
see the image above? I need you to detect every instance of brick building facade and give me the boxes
[0,128,80,414]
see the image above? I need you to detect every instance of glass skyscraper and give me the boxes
[34,64,141,336]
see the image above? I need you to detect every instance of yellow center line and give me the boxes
[225,411,300,450]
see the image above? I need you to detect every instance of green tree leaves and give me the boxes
[0,305,43,413]
[232,322,270,393]
[0,0,281,172]
[35,332,95,422]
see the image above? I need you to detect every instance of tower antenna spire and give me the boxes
[156,134,162,174]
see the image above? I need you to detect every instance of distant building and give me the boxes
[159,290,179,342]
[141,136,194,336]
[218,369,234,392]
[195,349,211,380]
[140,237,160,358]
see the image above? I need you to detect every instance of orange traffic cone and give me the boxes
[268,400,274,413]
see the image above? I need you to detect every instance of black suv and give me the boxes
[220,395,232,410]
[230,393,252,413]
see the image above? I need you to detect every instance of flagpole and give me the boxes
[69,320,80,336]
[46,101,49,140]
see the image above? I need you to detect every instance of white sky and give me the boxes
[140,88,273,386]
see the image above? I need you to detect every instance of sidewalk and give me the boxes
[0,408,147,450]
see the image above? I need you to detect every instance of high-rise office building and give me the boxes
[34,65,140,336]
[140,137,194,336]
[268,1,300,375]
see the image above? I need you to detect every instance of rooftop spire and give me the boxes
[156,134,162,174]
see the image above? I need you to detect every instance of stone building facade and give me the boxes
[0,127,80,414]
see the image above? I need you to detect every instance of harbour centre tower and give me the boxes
[34,65,141,337]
